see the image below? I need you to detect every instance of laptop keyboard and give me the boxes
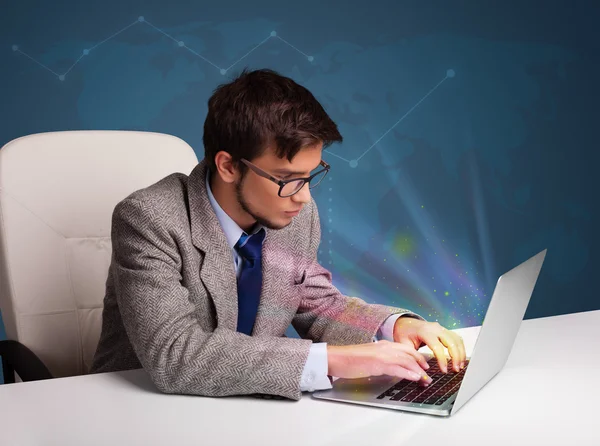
[376,357,470,405]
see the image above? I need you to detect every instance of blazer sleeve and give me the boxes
[291,199,426,345]
[110,198,313,401]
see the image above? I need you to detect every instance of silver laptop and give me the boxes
[312,249,547,417]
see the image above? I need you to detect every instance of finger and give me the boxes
[455,333,467,368]
[384,364,430,383]
[393,355,433,384]
[443,331,466,368]
[393,343,430,370]
[380,345,431,381]
[397,337,424,358]
[439,330,463,372]
[422,334,448,373]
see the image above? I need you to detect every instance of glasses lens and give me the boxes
[308,169,328,189]
[280,180,305,197]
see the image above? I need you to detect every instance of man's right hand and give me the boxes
[327,340,433,385]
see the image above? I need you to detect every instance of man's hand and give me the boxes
[327,341,433,385]
[393,317,466,373]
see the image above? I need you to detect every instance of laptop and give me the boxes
[312,249,547,417]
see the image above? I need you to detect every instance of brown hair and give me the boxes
[202,67,343,173]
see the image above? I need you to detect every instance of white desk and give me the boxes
[1,310,599,446]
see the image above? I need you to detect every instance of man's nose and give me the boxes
[292,182,311,203]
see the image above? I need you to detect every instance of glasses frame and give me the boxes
[240,158,331,197]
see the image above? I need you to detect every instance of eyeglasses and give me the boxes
[240,158,330,197]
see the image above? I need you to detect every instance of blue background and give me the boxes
[1,1,598,382]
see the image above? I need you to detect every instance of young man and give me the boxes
[90,68,466,400]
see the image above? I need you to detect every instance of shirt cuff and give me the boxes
[299,343,333,392]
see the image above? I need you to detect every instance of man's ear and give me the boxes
[214,151,239,184]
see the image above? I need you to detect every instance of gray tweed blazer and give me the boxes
[89,158,423,400]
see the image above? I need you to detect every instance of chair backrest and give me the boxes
[0,130,199,378]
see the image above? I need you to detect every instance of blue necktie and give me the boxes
[235,228,266,335]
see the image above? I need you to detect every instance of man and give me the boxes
[90,68,466,400]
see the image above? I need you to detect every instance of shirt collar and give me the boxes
[205,168,263,249]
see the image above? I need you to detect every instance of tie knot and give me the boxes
[235,228,265,261]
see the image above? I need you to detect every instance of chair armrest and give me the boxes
[0,340,53,384]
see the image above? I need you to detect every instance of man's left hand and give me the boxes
[393,317,466,373]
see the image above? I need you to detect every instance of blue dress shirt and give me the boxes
[205,170,402,392]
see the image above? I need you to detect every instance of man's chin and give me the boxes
[256,216,292,231]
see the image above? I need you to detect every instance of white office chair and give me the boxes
[0,130,199,383]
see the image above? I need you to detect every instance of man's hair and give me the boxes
[202,67,343,173]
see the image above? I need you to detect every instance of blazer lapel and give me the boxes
[252,222,299,337]
[187,160,239,331]
[252,230,280,336]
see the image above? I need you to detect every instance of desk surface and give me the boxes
[1,310,599,446]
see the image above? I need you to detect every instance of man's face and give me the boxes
[235,143,323,230]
